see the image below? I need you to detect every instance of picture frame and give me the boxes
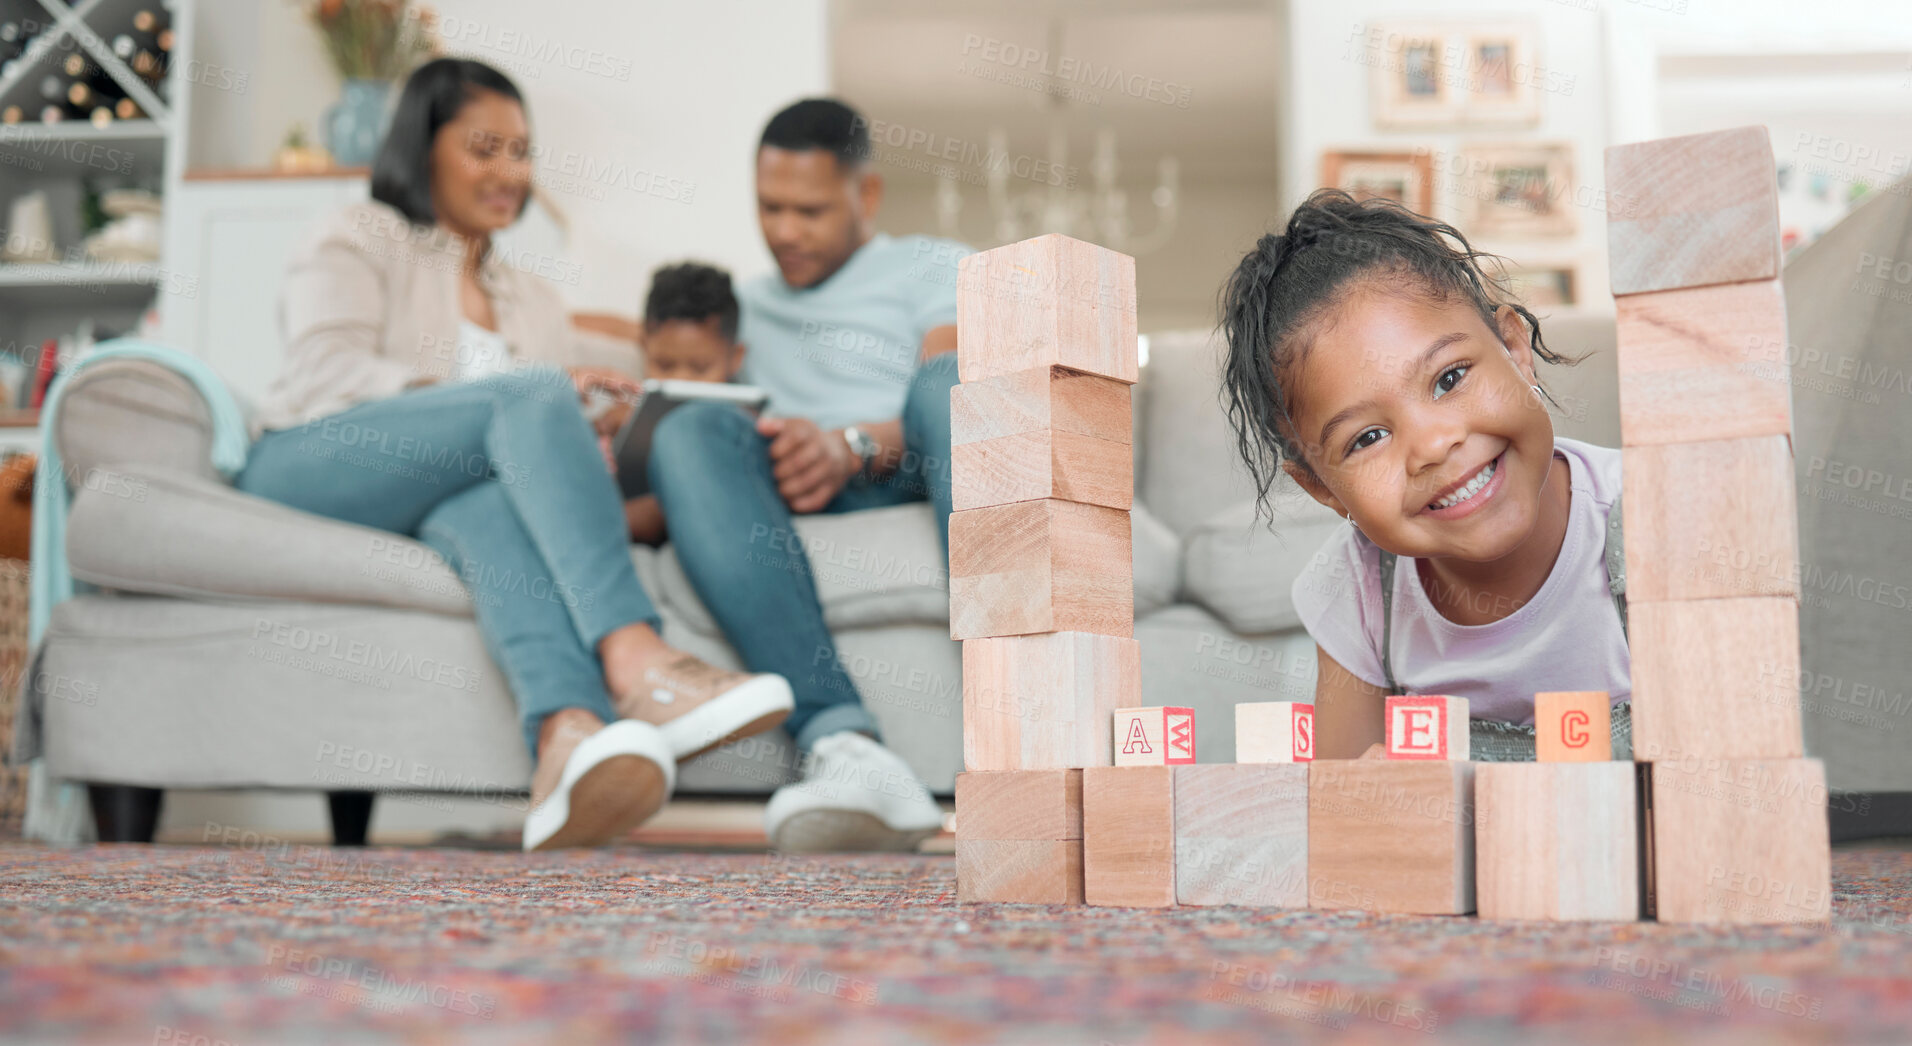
[1320,150,1436,215]
[1460,142,1576,238]
[1500,265,1577,307]
[1367,22,1542,128]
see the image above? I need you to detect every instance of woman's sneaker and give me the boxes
[615,654,794,760]
[763,732,945,853]
[523,718,675,851]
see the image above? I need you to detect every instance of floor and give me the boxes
[1,842,1909,1045]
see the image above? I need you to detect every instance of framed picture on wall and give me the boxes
[1460,142,1576,238]
[1368,22,1541,128]
[1501,265,1577,307]
[1320,150,1436,215]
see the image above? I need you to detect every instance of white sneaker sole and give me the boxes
[768,809,939,854]
[658,674,795,760]
[523,720,676,852]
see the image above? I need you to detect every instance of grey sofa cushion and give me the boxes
[54,359,221,488]
[1136,329,1261,534]
[1181,495,1345,636]
[66,466,476,616]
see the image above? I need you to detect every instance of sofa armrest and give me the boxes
[54,358,230,490]
[65,464,476,616]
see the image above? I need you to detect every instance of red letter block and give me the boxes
[1113,706,1195,766]
[1385,695,1469,761]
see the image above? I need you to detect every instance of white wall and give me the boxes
[185,0,830,314]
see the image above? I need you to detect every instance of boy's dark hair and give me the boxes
[758,98,870,171]
[373,58,526,227]
[1218,188,1577,520]
[644,263,740,342]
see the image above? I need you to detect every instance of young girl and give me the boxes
[1219,189,1630,761]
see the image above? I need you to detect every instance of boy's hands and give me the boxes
[758,415,857,514]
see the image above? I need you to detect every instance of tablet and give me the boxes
[609,379,770,498]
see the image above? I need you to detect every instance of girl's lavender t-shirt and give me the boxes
[1289,436,1630,724]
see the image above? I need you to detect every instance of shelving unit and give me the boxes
[0,0,192,399]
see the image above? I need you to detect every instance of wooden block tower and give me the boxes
[1605,126,1830,924]
[951,234,1142,905]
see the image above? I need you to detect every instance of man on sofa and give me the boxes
[648,98,970,853]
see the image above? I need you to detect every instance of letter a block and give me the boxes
[1308,761,1476,915]
[1083,765,1175,907]
[957,233,1139,385]
[1174,764,1308,907]
[1385,695,1469,760]
[951,366,1134,511]
[948,500,1132,640]
[1605,125,1780,296]
[962,632,1139,771]
[1476,762,1639,921]
[1113,706,1195,766]
[1234,702,1314,763]
[1534,692,1612,762]
[955,769,1084,905]
[1648,758,1830,924]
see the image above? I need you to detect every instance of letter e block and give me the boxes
[1114,706,1195,766]
[1234,702,1314,763]
[1534,692,1612,762]
[1385,695,1469,760]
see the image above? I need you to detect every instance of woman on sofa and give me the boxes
[238,58,793,851]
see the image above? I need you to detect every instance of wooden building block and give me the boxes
[1476,762,1639,921]
[1235,702,1314,763]
[1082,765,1175,907]
[1385,695,1469,760]
[954,769,1085,904]
[1615,279,1791,446]
[948,500,1132,640]
[950,366,1132,447]
[1113,706,1195,766]
[1308,760,1475,915]
[952,430,1132,511]
[954,769,1082,841]
[1606,126,1780,295]
[956,840,1084,904]
[957,234,1139,384]
[963,633,1138,771]
[1534,691,1612,762]
[1174,763,1308,907]
[1649,757,1830,924]
[1629,597,1802,761]
[1622,436,1799,601]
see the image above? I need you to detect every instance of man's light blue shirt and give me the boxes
[738,232,970,430]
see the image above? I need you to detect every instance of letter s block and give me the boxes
[1234,701,1314,763]
[1385,695,1469,761]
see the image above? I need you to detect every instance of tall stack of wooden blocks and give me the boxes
[951,233,1141,905]
[1606,125,1830,924]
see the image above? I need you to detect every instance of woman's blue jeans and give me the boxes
[236,366,659,755]
[648,353,958,752]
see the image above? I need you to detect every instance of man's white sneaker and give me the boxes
[763,732,945,853]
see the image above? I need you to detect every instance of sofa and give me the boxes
[16,318,1623,842]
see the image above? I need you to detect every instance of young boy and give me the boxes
[623,262,746,543]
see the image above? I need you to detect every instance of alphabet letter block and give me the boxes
[1476,762,1639,921]
[1113,706,1195,766]
[1173,764,1308,907]
[1622,435,1799,601]
[1614,279,1791,447]
[1534,691,1612,762]
[962,633,1138,771]
[1648,758,1830,924]
[1605,125,1780,296]
[1628,597,1802,761]
[955,769,1084,905]
[1308,760,1476,915]
[1083,765,1175,907]
[948,500,1132,640]
[1235,702,1314,763]
[957,234,1139,384]
[1385,695,1469,760]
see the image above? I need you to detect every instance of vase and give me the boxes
[324,78,392,167]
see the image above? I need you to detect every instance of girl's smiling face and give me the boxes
[1281,280,1557,563]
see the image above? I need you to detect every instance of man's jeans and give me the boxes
[236,366,660,755]
[649,353,958,752]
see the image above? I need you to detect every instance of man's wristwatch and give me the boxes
[841,425,880,485]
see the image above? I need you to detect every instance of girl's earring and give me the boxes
[1528,383,1545,405]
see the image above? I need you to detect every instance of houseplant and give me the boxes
[306,0,438,166]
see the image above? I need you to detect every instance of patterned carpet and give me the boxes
[1,844,1909,1045]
